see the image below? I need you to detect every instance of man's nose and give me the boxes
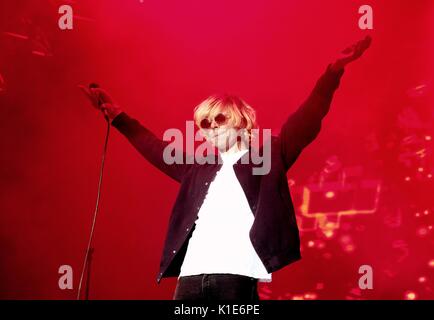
[210,118,219,129]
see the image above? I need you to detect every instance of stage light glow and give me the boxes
[316,283,324,290]
[417,227,428,237]
[340,235,351,244]
[404,291,417,300]
[325,191,335,199]
[344,244,355,252]
[324,230,334,238]
[317,241,326,249]
[304,293,318,300]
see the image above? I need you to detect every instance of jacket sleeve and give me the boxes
[111,112,191,182]
[279,64,345,170]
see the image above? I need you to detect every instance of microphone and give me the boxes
[89,83,110,122]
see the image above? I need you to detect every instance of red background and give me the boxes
[0,0,433,299]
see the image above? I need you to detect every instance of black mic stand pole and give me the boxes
[77,85,111,300]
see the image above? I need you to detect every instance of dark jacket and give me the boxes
[111,65,345,283]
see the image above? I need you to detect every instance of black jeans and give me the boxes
[173,274,260,301]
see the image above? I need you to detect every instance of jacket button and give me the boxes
[172,250,176,254]
[205,182,208,186]
[186,228,189,232]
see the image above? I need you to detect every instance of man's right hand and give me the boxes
[79,84,123,122]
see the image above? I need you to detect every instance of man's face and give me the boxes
[199,113,240,152]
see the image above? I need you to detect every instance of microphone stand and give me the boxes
[84,248,94,300]
[77,106,111,300]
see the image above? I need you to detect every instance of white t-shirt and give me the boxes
[179,149,272,282]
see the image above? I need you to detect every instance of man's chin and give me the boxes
[209,137,236,152]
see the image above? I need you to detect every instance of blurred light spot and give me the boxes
[323,222,335,238]
[418,167,424,172]
[404,291,417,300]
[344,244,355,252]
[307,240,315,248]
[317,241,326,249]
[325,191,335,199]
[418,276,427,283]
[324,230,334,238]
[428,259,434,268]
[322,252,332,259]
[304,293,318,300]
[417,227,428,237]
[425,135,432,141]
[405,176,411,182]
[340,235,351,244]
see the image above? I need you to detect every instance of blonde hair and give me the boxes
[194,94,258,142]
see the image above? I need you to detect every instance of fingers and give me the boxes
[100,103,110,111]
[344,36,371,54]
[78,84,99,107]
[355,36,372,57]
[78,84,92,99]
[356,36,372,52]
[89,87,114,105]
[78,83,120,123]
[348,36,372,57]
[343,38,363,54]
[79,83,116,108]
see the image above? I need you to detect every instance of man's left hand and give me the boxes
[331,35,372,71]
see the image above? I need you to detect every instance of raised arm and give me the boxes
[111,112,192,182]
[79,85,191,182]
[279,36,372,170]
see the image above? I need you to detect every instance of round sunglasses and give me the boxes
[199,113,228,129]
